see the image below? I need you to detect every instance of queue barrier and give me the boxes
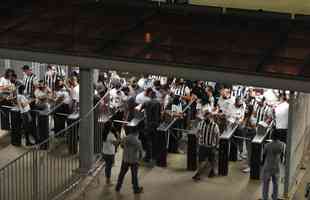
[157,100,196,169]
[250,124,271,180]
[67,113,79,155]
[54,113,68,136]
[218,124,238,176]
[10,107,21,146]
[0,105,12,130]
[173,127,199,171]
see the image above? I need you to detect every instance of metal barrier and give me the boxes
[157,100,196,168]
[0,91,111,200]
[0,105,13,131]
[250,123,272,180]
[218,124,238,176]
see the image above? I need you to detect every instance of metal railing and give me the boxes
[0,91,111,200]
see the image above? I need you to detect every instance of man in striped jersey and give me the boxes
[44,65,57,91]
[54,65,66,78]
[170,78,191,99]
[192,112,220,181]
[22,65,38,98]
[254,96,272,126]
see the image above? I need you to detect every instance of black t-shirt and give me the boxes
[143,99,161,127]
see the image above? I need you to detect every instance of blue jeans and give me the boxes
[262,171,279,200]
[102,154,114,178]
[116,162,140,192]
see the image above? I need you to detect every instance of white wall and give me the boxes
[287,93,310,195]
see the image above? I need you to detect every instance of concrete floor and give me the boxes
[0,130,307,200]
[292,154,310,200]
[80,152,272,200]
[0,130,27,168]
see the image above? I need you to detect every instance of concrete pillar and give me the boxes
[284,91,295,197]
[79,67,95,172]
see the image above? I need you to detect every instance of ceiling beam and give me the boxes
[0,47,310,93]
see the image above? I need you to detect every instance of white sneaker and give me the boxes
[242,167,250,173]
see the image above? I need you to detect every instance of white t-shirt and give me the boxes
[56,88,71,104]
[218,96,233,113]
[264,89,279,104]
[135,92,151,105]
[71,85,80,103]
[137,78,146,89]
[227,103,245,124]
[153,88,162,101]
[102,132,117,155]
[109,88,127,109]
[274,101,289,129]
[0,77,13,92]
[17,94,30,113]
[0,77,11,87]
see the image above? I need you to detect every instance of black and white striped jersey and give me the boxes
[171,85,190,97]
[232,86,246,98]
[254,104,272,124]
[44,71,56,91]
[198,120,220,147]
[23,74,38,97]
[55,65,65,78]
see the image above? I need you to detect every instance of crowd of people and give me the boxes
[0,65,80,145]
[98,71,289,199]
[0,66,290,199]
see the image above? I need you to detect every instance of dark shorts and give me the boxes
[198,145,216,163]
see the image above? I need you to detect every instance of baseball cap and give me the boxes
[22,65,30,70]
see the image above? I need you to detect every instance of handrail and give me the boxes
[29,100,65,115]
[0,90,110,171]
[32,89,110,149]
[157,99,195,132]
[0,148,32,171]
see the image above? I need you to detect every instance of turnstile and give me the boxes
[250,124,270,180]
[218,125,238,176]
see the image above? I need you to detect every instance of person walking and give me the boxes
[192,112,220,181]
[115,124,144,194]
[102,122,119,185]
[140,91,161,164]
[261,130,285,200]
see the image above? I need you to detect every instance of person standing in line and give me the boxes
[261,130,285,200]
[115,124,144,194]
[140,91,161,164]
[16,85,35,145]
[102,122,119,185]
[22,65,38,98]
[69,76,79,112]
[0,69,15,105]
[33,80,52,110]
[227,97,246,161]
[0,69,14,94]
[44,65,57,92]
[240,105,256,173]
[273,93,289,143]
[10,73,23,91]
